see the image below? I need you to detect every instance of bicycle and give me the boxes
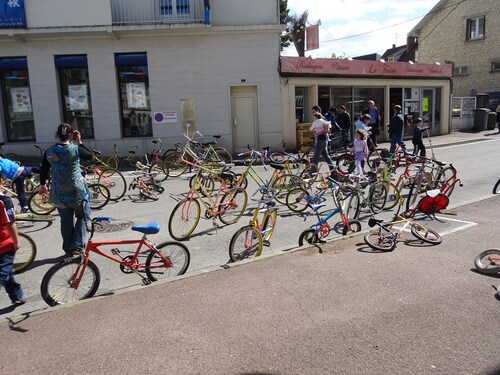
[298,177,362,246]
[364,198,442,252]
[84,156,127,201]
[12,233,37,274]
[228,187,279,262]
[474,249,500,274]
[128,170,164,201]
[344,173,388,221]
[40,216,191,306]
[285,173,331,213]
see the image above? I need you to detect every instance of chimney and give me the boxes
[392,44,396,48]
[407,36,418,52]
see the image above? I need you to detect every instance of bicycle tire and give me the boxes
[369,182,388,214]
[189,173,215,197]
[163,150,188,177]
[346,193,360,221]
[270,174,305,205]
[268,152,285,164]
[40,257,100,306]
[145,241,191,281]
[16,213,56,222]
[229,226,263,262]
[233,173,248,190]
[383,182,400,210]
[364,232,396,252]
[261,209,278,242]
[103,155,120,170]
[410,225,442,245]
[168,199,201,241]
[219,187,248,225]
[87,183,110,210]
[367,148,389,169]
[127,154,144,167]
[342,220,362,235]
[474,249,500,274]
[298,228,318,246]
[286,187,309,212]
[148,161,169,183]
[336,153,355,173]
[97,168,127,201]
[13,233,37,273]
[215,147,233,164]
[139,185,160,201]
[493,179,500,195]
[28,187,56,215]
[434,166,456,198]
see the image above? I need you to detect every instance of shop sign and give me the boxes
[306,24,319,51]
[281,57,453,78]
[10,86,31,113]
[154,111,178,124]
[0,0,26,28]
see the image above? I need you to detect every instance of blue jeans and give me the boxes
[311,138,335,173]
[13,166,38,209]
[390,134,407,154]
[0,251,24,303]
[57,201,90,255]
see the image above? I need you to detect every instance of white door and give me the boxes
[231,86,258,153]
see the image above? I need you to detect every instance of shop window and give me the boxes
[491,61,500,73]
[467,16,485,40]
[116,53,152,138]
[0,58,36,142]
[453,66,468,76]
[56,56,94,139]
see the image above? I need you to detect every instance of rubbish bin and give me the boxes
[473,108,489,131]
[487,111,497,130]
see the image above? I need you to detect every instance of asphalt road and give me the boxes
[1,138,500,319]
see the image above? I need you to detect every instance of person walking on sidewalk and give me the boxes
[0,194,25,306]
[412,118,429,157]
[337,105,352,149]
[388,105,407,154]
[362,100,380,147]
[310,113,335,174]
[39,123,93,257]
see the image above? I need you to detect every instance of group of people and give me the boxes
[309,101,431,176]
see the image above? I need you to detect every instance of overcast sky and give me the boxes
[282,0,440,58]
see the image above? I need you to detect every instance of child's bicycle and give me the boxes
[40,216,191,306]
[298,177,362,246]
[128,169,164,201]
[228,187,279,262]
[474,249,500,275]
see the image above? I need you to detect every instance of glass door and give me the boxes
[421,88,435,135]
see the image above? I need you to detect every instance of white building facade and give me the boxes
[0,0,283,156]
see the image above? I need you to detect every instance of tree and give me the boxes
[280,0,292,50]
[287,10,309,57]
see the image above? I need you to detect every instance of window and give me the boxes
[160,0,190,16]
[116,53,152,138]
[491,61,500,72]
[453,66,468,76]
[467,16,485,40]
[56,55,94,139]
[0,58,36,142]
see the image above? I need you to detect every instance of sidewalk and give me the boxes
[1,196,499,374]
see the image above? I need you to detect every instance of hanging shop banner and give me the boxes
[68,84,89,111]
[127,82,148,109]
[10,87,31,113]
[0,0,27,28]
[153,111,178,124]
[305,24,319,51]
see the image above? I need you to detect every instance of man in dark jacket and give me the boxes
[362,100,379,147]
[389,105,407,154]
[336,105,351,149]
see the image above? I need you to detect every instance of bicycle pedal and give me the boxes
[262,240,271,247]
[142,278,152,285]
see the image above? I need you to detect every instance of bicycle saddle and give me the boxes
[368,218,384,227]
[270,163,284,170]
[131,222,160,235]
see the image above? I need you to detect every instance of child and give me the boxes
[310,113,335,174]
[412,118,429,157]
[349,130,369,176]
[0,155,39,213]
[0,193,25,306]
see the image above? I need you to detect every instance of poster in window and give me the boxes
[68,84,89,111]
[127,82,148,109]
[10,87,32,113]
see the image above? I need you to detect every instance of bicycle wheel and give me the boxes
[298,228,318,246]
[346,193,360,221]
[342,220,362,235]
[369,182,387,214]
[474,249,500,274]
[286,187,309,212]
[97,168,127,201]
[435,166,456,197]
[262,209,278,242]
[103,155,120,170]
[270,174,305,205]
[168,199,201,241]
[87,183,110,210]
[219,187,248,225]
[145,241,190,281]
[40,257,100,306]
[215,147,233,164]
[229,226,262,262]
[493,179,500,195]
[269,152,287,164]
[149,161,169,183]
[336,153,355,173]
[364,232,396,252]
[411,225,442,245]
[383,182,400,210]
[406,173,424,211]
[367,148,389,169]
[163,150,188,178]
[189,173,215,197]
[233,173,248,190]
[13,233,37,273]
[139,185,159,201]
[28,187,56,215]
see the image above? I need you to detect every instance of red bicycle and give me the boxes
[40,216,190,306]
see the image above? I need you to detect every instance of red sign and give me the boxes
[280,56,452,78]
[306,24,319,51]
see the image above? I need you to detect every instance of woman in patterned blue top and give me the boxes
[39,123,93,256]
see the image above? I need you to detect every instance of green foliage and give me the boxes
[280,0,292,50]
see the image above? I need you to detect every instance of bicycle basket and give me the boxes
[416,193,449,215]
